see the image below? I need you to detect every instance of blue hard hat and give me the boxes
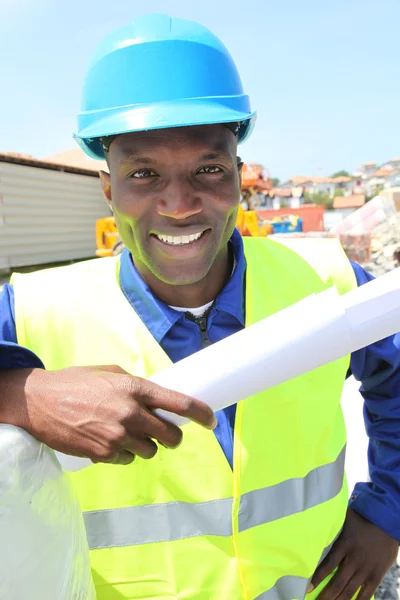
[74,14,256,159]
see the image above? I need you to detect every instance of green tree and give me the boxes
[304,190,333,209]
[331,170,350,178]
[271,177,280,187]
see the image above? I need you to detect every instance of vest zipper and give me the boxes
[194,315,211,349]
[185,311,212,349]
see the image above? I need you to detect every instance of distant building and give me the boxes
[0,150,109,269]
[362,168,391,196]
[384,169,400,189]
[330,176,354,196]
[267,187,304,210]
[283,162,400,200]
[353,161,378,178]
[278,175,353,199]
[380,158,400,171]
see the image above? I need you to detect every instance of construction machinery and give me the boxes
[95,216,123,257]
[236,205,273,237]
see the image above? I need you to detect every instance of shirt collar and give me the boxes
[212,228,246,326]
[119,228,246,343]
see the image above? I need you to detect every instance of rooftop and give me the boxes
[287,175,353,185]
[331,175,352,183]
[0,147,105,177]
[333,194,366,209]
[371,168,392,178]
[269,188,292,197]
[44,148,107,173]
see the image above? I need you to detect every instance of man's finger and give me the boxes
[143,413,183,449]
[311,542,347,589]
[138,379,217,429]
[356,569,388,600]
[126,409,183,449]
[92,449,136,465]
[107,450,136,465]
[123,434,158,460]
[335,572,364,600]
[315,561,355,600]
[356,580,381,600]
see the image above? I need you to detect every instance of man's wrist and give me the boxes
[0,368,43,433]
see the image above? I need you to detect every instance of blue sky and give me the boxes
[1,0,399,180]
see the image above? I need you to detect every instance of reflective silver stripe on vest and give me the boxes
[239,447,346,533]
[255,575,309,600]
[83,447,345,550]
[254,540,337,600]
[84,497,233,550]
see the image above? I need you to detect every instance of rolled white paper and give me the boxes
[151,288,351,426]
[341,267,400,350]
[152,267,400,426]
[56,267,400,470]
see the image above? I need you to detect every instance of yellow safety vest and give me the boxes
[12,236,357,600]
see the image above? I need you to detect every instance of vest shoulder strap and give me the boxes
[243,236,357,296]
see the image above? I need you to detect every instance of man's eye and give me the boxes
[132,169,157,179]
[198,166,223,174]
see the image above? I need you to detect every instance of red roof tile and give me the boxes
[333,194,365,209]
[44,148,107,172]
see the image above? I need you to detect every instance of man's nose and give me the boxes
[157,180,202,220]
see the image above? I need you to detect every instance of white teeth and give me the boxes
[156,232,203,245]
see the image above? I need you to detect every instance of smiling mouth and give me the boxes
[153,231,207,246]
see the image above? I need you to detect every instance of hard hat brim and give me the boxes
[74,97,256,160]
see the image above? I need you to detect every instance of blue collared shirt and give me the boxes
[1,229,400,540]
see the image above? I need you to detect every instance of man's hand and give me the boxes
[1,366,217,465]
[310,508,398,600]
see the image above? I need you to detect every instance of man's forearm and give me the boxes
[0,368,38,431]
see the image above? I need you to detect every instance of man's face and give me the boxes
[101,125,242,286]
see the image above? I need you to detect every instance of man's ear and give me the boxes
[99,170,112,210]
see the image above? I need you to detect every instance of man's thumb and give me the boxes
[95,365,130,375]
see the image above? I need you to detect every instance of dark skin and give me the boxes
[0,124,397,597]
[0,366,217,463]
[309,508,398,600]
[99,125,242,307]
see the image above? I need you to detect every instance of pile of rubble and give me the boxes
[362,213,400,277]
[330,194,400,277]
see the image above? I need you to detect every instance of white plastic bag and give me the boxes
[0,425,95,599]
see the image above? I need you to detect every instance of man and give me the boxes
[0,13,399,600]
